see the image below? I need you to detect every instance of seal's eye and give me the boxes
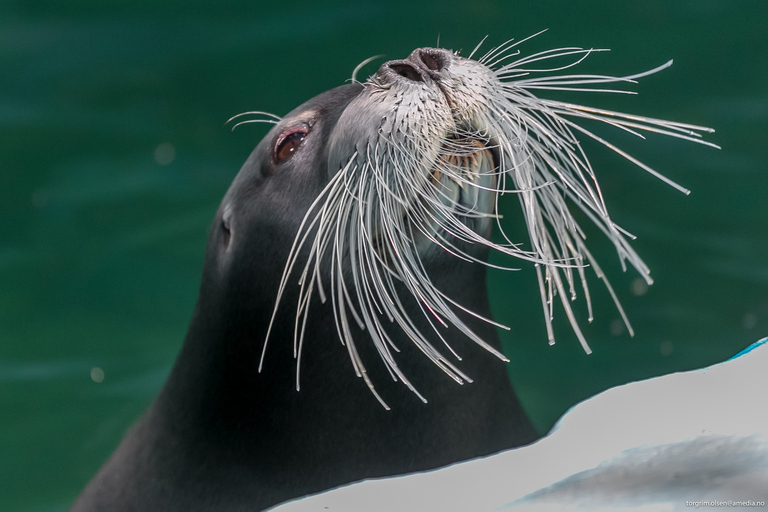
[274,128,308,165]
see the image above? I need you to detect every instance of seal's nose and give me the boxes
[408,48,450,73]
[382,47,452,83]
[387,61,424,82]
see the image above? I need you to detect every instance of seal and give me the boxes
[71,38,714,512]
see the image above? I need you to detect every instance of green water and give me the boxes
[2,1,767,510]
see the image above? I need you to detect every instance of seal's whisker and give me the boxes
[351,54,385,84]
[229,119,280,131]
[494,47,607,74]
[467,34,490,61]
[226,110,282,123]
[510,74,638,87]
[478,29,549,66]
[226,111,281,131]
[477,37,518,68]
[537,101,719,143]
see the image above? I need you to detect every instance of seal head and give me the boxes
[71,41,714,512]
[72,51,538,512]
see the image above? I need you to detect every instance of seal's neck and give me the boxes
[145,250,537,510]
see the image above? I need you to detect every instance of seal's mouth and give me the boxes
[415,136,497,252]
[432,137,496,210]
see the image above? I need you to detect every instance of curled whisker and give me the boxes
[226,111,281,131]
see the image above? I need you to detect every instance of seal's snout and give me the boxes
[382,47,452,83]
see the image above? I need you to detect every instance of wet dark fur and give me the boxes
[71,85,537,512]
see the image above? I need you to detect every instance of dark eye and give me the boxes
[274,128,308,164]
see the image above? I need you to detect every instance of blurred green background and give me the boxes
[1,1,766,510]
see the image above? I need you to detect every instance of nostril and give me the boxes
[388,63,423,82]
[419,51,445,72]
